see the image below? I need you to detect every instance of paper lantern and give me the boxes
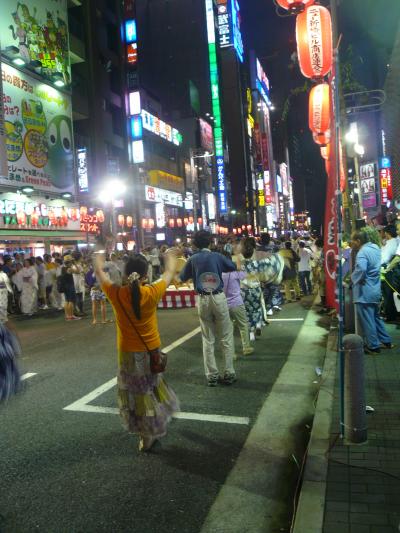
[169,219,175,228]
[197,217,203,225]
[238,228,242,234]
[309,83,331,134]
[17,211,26,225]
[233,228,237,234]
[96,210,105,223]
[80,206,88,217]
[148,218,155,229]
[126,216,133,228]
[118,214,125,227]
[313,130,331,146]
[31,212,39,226]
[184,217,189,225]
[142,218,148,229]
[176,218,183,228]
[276,0,314,13]
[296,5,333,80]
[320,144,330,160]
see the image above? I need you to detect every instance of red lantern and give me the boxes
[142,218,148,229]
[169,219,175,228]
[176,218,182,228]
[276,0,314,13]
[238,228,242,234]
[126,216,133,228]
[313,130,331,146]
[241,225,246,230]
[320,144,330,160]
[96,210,105,223]
[309,83,331,134]
[31,212,39,226]
[233,228,237,235]
[80,206,88,218]
[148,218,155,229]
[118,214,125,227]
[188,216,194,224]
[325,159,331,175]
[17,211,26,225]
[184,217,189,225]
[296,5,333,80]
[70,208,79,221]
[197,217,203,225]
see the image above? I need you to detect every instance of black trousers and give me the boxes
[382,280,397,321]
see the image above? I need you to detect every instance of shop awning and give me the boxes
[0,230,87,241]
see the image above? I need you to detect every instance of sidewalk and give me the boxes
[323,322,400,533]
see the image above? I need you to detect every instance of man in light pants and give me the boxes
[180,231,237,386]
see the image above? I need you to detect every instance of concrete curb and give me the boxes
[292,325,338,533]
[200,306,329,533]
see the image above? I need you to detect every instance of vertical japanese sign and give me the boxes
[216,0,244,63]
[206,0,227,213]
[324,137,338,310]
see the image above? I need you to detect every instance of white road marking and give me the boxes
[63,326,248,425]
[268,318,304,322]
[21,372,37,381]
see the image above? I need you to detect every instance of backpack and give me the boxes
[56,275,65,293]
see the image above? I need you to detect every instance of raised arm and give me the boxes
[94,251,109,286]
[160,248,178,287]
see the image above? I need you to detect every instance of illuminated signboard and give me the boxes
[380,167,393,204]
[132,140,144,163]
[80,213,101,234]
[206,0,228,213]
[125,19,137,43]
[77,148,88,193]
[231,0,244,63]
[129,91,141,115]
[379,156,391,169]
[141,110,182,146]
[130,116,143,140]
[264,170,272,204]
[145,185,183,207]
[217,1,232,48]
[127,43,138,64]
[207,192,216,220]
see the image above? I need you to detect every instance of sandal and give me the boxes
[138,436,158,452]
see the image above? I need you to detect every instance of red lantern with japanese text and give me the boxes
[169,219,175,228]
[31,212,39,226]
[126,216,133,228]
[118,214,125,227]
[320,144,331,160]
[309,83,331,134]
[176,218,183,228]
[148,218,155,229]
[17,211,26,226]
[313,130,331,146]
[276,0,314,13]
[296,5,333,80]
[142,218,148,229]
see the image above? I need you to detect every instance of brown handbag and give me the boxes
[116,289,167,374]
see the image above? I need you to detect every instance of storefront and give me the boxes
[0,193,85,257]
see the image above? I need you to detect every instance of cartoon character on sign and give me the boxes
[8,11,30,62]
[21,99,49,168]
[5,121,24,162]
[46,115,73,189]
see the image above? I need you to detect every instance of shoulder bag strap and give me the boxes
[116,287,151,353]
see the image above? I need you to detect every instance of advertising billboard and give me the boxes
[199,118,214,153]
[0,0,71,84]
[1,62,74,194]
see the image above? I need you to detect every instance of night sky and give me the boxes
[240,0,400,231]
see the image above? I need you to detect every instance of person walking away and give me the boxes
[380,225,398,322]
[95,249,180,452]
[298,241,313,296]
[59,255,81,321]
[179,230,237,387]
[238,238,284,341]
[35,257,47,309]
[279,242,301,303]
[0,266,13,323]
[19,258,38,315]
[351,227,393,354]
[221,253,254,357]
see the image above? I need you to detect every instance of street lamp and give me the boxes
[345,123,365,219]
[98,178,127,250]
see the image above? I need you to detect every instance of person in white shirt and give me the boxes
[298,241,313,296]
[0,268,13,323]
[381,225,398,266]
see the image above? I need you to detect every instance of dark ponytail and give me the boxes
[124,254,149,320]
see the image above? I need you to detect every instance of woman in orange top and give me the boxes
[94,249,179,452]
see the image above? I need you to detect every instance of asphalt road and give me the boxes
[0,299,312,533]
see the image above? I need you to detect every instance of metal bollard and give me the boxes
[343,334,367,444]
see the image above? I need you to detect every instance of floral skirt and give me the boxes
[241,286,264,329]
[117,349,180,438]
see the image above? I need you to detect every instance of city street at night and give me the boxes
[1,300,327,533]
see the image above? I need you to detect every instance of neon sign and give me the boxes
[206,0,228,213]
[141,110,182,145]
[77,148,88,193]
[231,0,244,63]
[125,20,137,43]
